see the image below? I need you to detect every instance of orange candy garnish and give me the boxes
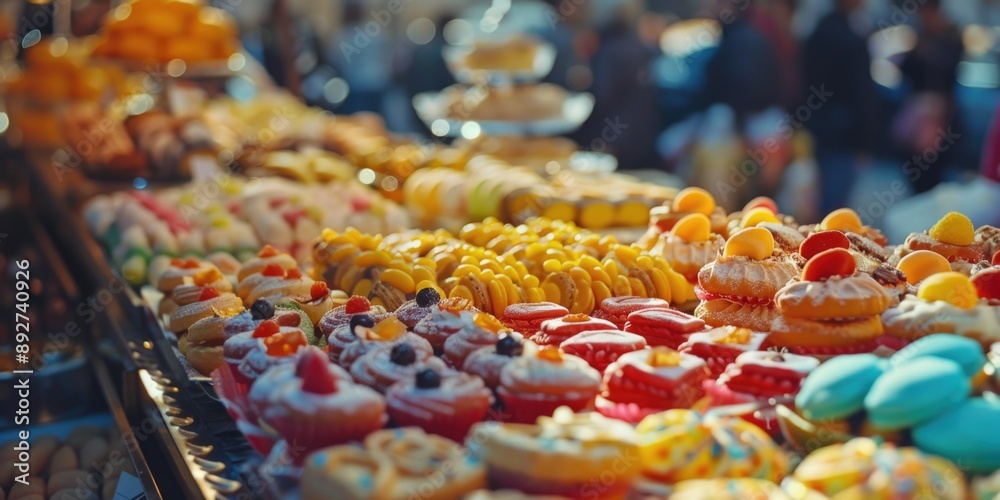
[193,268,223,286]
[285,268,303,280]
[536,346,564,362]
[800,231,851,260]
[562,314,591,323]
[170,258,185,267]
[670,213,711,243]
[819,208,863,234]
[258,245,280,258]
[918,272,978,310]
[896,250,951,285]
[740,207,779,229]
[723,227,775,260]
[253,320,281,338]
[670,187,716,216]
[197,287,220,301]
[310,282,329,301]
[473,312,507,333]
[928,212,975,246]
[716,327,752,345]
[261,263,285,277]
[647,347,682,367]
[439,297,473,315]
[802,248,856,282]
[264,330,307,357]
[369,316,407,341]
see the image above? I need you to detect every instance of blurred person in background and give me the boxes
[699,0,783,126]
[536,0,594,91]
[748,0,801,111]
[801,0,878,214]
[894,0,964,194]
[329,1,394,115]
[574,0,662,169]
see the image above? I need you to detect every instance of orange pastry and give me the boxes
[650,213,725,283]
[882,272,1000,348]
[815,208,888,246]
[768,249,891,357]
[640,188,728,247]
[890,212,986,271]
[694,228,799,332]
[896,250,952,285]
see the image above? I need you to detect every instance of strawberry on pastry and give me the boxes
[679,326,768,377]
[623,307,707,349]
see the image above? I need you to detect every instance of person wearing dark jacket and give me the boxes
[801,0,879,214]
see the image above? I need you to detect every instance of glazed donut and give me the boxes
[903,232,985,264]
[697,257,799,301]
[694,299,778,332]
[168,293,243,333]
[775,275,891,320]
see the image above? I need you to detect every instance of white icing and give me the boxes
[734,350,819,374]
[609,349,707,381]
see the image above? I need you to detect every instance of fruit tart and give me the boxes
[257,347,386,458]
[596,347,710,423]
[592,296,671,330]
[650,213,725,283]
[678,326,768,377]
[244,267,314,307]
[499,302,568,339]
[337,316,433,369]
[497,346,601,423]
[317,295,390,339]
[412,297,479,353]
[769,248,891,357]
[442,312,522,369]
[349,342,449,393]
[881,271,1000,348]
[159,267,232,317]
[638,187,728,247]
[694,227,799,332]
[624,307,707,349]
[222,319,309,384]
[889,212,986,274]
[288,281,344,326]
[558,329,647,373]
[385,369,494,442]
[237,244,298,281]
[463,333,526,390]
[531,313,616,346]
[393,287,443,330]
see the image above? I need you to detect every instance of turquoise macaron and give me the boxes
[795,354,886,421]
[864,357,970,430]
[890,333,986,378]
[913,395,1000,474]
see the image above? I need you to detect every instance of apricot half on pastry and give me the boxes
[917,272,978,310]
[740,207,780,229]
[800,231,850,260]
[670,213,711,243]
[802,248,856,282]
[723,227,774,260]
[928,212,975,246]
[819,208,863,234]
[671,187,715,216]
[896,250,951,285]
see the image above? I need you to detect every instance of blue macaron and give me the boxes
[864,357,970,430]
[890,334,986,378]
[795,354,886,421]
[913,395,1000,474]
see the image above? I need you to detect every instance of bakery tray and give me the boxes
[24,149,264,498]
